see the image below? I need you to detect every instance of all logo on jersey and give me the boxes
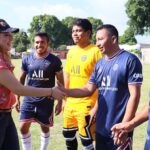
[71,65,80,74]
[32,70,43,78]
[81,55,87,61]
[30,70,49,81]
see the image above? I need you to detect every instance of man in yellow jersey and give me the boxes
[62,18,103,150]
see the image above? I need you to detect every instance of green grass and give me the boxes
[12,59,149,150]
[133,64,150,150]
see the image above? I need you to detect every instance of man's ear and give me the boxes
[86,30,92,38]
[111,35,117,44]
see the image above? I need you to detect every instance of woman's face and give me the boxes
[0,32,13,51]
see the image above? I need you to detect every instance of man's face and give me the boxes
[96,29,113,54]
[72,25,90,45]
[34,35,48,55]
[0,32,13,51]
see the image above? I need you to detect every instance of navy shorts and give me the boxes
[20,99,54,127]
[0,112,19,150]
[95,132,133,150]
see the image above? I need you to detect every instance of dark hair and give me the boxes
[0,19,19,33]
[35,32,49,43]
[96,24,119,42]
[73,18,92,34]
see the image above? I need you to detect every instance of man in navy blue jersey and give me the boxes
[59,24,143,150]
[18,32,64,150]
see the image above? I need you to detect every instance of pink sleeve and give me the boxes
[0,59,8,70]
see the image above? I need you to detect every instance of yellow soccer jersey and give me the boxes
[65,44,102,105]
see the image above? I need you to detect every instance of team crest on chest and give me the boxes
[113,64,119,71]
[81,55,87,61]
[44,62,51,67]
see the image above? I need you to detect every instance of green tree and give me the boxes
[88,17,103,43]
[62,16,77,31]
[119,27,137,45]
[57,44,67,50]
[126,0,150,34]
[13,31,30,52]
[28,15,68,48]
[62,16,78,45]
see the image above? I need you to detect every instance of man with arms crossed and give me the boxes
[19,32,64,150]
[63,18,102,150]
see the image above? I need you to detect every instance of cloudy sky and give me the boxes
[1,0,150,43]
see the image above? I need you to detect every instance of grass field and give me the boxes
[11,59,149,150]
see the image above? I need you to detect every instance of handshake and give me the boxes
[51,82,68,100]
[53,81,90,101]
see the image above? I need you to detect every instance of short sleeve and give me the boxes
[0,59,8,70]
[89,63,98,86]
[54,56,63,73]
[65,50,71,74]
[127,56,143,84]
[21,55,28,72]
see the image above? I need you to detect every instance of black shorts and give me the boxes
[20,99,54,127]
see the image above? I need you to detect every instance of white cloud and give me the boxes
[0,0,6,3]
[12,3,88,29]
[85,0,128,35]
[8,2,90,31]
[10,1,127,34]
[1,0,149,43]
[41,3,88,19]
[1,0,129,34]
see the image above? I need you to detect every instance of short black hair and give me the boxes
[96,24,119,42]
[73,18,92,33]
[35,32,49,43]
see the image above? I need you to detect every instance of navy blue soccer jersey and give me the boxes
[89,50,143,138]
[21,52,62,102]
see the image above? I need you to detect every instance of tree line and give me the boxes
[13,0,149,52]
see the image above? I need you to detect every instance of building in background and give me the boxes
[120,44,150,64]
